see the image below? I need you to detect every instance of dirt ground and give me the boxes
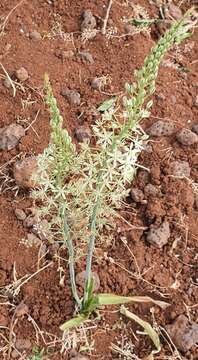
[0,1,198,359]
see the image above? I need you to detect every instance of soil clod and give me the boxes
[170,161,191,178]
[79,51,94,64]
[75,125,92,142]
[81,10,96,32]
[61,88,81,106]
[29,30,42,41]
[13,156,39,188]
[131,188,145,203]
[15,67,29,82]
[15,208,27,221]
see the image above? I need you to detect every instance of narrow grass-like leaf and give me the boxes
[60,314,87,331]
[120,305,161,353]
[97,294,169,309]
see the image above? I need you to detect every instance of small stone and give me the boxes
[32,219,51,240]
[0,124,25,151]
[166,315,198,353]
[147,221,170,248]
[15,303,29,317]
[11,350,19,358]
[3,77,12,88]
[29,30,42,41]
[13,156,39,189]
[79,51,94,64]
[55,49,75,60]
[176,128,198,146]
[15,208,27,221]
[76,271,100,291]
[144,184,159,197]
[26,233,42,247]
[91,77,104,91]
[164,3,182,20]
[192,124,198,135]
[75,125,92,142]
[61,88,81,106]
[23,214,38,228]
[15,67,29,82]
[170,161,191,178]
[69,349,78,358]
[130,188,144,203]
[81,10,96,32]
[147,121,175,137]
[15,339,31,351]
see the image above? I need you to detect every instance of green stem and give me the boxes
[63,214,81,308]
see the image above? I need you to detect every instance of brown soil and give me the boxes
[0,1,198,359]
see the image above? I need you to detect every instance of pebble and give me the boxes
[55,49,75,60]
[3,77,12,88]
[76,271,100,291]
[11,350,19,358]
[13,156,39,188]
[166,315,198,353]
[79,51,94,64]
[130,188,144,203]
[15,67,29,82]
[91,77,104,91]
[61,88,81,106]
[164,3,182,20]
[75,125,92,142]
[29,30,42,41]
[32,219,51,240]
[15,303,29,317]
[0,124,25,151]
[26,233,42,247]
[15,338,31,351]
[147,121,175,137]
[15,208,27,221]
[81,9,96,31]
[176,128,198,146]
[23,214,38,228]
[146,221,170,248]
[170,161,191,178]
[192,124,198,135]
[144,184,159,197]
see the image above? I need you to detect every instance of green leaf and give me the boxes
[130,18,161,27]
[60,314,87,331]
[98,98,116,112]
[97,294,169,309]
[120,306,161,354]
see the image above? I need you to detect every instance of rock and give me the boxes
[164,3,182,20]
[0,124,25,150]
[81,10,96,31]
[32,219,51,240]
[75,125,92,142]
[15,208,27,221]
[147,221,170,248]
[29,30,42,41]
[26,233,42,247]
[176,128,198,146]
[13,156,39,188]
[131,188,144,203]
[79,51,94,64]
[170,161,191,178]
[76,271,100,291]
[91,77,104,91]
[144,184,159,197]
[15,338,31,351]
[192,124,198,135]
[166,315,198,353]
[55,49,75,60]
[147,121,175,137]
[3,77,12,88]
[61,88,81,106]
[11,350,19,358]
[15,67,29,82]
[23,214,38,228]
[15,303,29,317]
